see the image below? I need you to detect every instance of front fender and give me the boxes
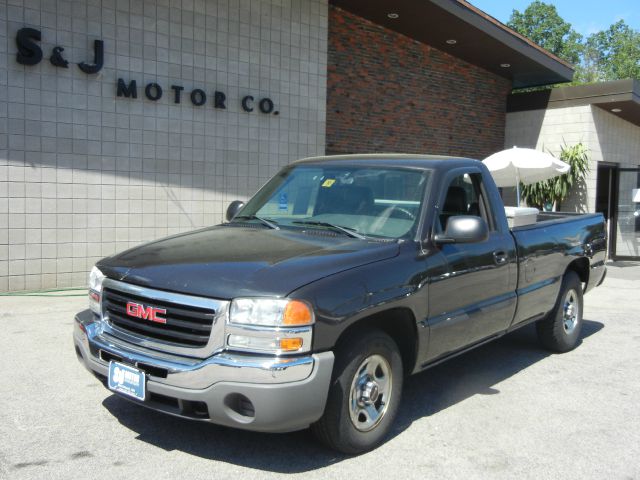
[290,243,431,366]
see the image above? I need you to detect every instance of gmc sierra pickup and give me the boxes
[74,154,607,453]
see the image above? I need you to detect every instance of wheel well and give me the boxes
[336,308,418,376]
[567,257,589,289]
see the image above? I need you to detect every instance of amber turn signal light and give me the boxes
[282,300,314,326]
[279,337,304,351]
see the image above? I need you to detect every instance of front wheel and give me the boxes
[311,329,403,454]
[536,270,583,352]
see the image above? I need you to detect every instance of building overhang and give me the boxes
[507,79,640,127]
[330,0,574,88]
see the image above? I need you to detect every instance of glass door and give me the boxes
[595,163,618,258]
[614,168,640,260]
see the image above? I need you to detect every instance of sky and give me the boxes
[469,1,640,37]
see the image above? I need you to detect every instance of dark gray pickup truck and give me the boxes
[74,155,607,453]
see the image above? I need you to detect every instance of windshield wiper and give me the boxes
[292,220,367,239]
[233,215,280,230]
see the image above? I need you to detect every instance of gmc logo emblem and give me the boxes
[126,302,167,324]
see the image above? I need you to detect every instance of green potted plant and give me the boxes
[520,143,590,211]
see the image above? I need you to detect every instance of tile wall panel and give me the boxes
[0,0,328,291]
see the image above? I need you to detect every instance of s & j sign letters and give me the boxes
[15,27,278,115]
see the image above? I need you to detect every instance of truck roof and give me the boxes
[293,153,483,170]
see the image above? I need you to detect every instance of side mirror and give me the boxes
[226,200,245,221]
[434,216,489,245]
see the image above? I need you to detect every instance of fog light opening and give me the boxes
[223,393,256,422]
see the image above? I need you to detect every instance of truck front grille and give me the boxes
[102,288,215,347]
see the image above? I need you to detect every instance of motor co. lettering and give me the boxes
[15,27,278,115]
[116,79,277,114]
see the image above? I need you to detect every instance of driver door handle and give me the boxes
[493,251,508,265]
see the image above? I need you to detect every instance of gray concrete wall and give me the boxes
[0,0,328,291]
[504,105,596,210]
[505,105,640,258]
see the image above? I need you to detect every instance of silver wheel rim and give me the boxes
[563,289,580,334]
[348,354,393,432]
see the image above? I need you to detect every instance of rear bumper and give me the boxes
[73,309,334,433]
[596,266,607,287]
[586,261,607,293]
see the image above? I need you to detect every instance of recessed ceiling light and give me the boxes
[611,108,622,113]
[500,63,511,68]
[387,12,399,19]
[446,39,457,45]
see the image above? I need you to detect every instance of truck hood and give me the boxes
[97,225,400,299]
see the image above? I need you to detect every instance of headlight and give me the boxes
[229,298,314,327]
[227,298,314,354]
[88,266,105,315]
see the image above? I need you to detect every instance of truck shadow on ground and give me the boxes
[102,319,603,472]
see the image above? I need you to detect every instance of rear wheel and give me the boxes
[312,329,403,454]
[536,270,583,352]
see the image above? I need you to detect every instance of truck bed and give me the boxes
[508,211,607,328]
[511,212,600,231]
[511,211,604,231]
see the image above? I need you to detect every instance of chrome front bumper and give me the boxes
[73,309,334,432]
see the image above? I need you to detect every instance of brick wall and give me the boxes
[326,6,511,158]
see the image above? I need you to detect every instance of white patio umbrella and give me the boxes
[483,147,570,206]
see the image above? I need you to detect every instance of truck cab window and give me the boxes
[240,164,431,239]
[439,173,489,231]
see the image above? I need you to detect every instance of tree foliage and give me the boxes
[508,2,640,83]
[520,143,590,210]
[507,1,583,65]
[583,20,640,82]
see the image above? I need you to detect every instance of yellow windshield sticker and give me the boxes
[322,179,336,188]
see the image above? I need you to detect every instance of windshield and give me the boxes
[235,164,431,239]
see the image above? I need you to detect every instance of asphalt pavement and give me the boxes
[0,263,638,480]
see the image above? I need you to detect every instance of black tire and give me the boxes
[311,328,403,454]
[536,270,583,352]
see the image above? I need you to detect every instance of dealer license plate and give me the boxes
[108,361,146,401]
